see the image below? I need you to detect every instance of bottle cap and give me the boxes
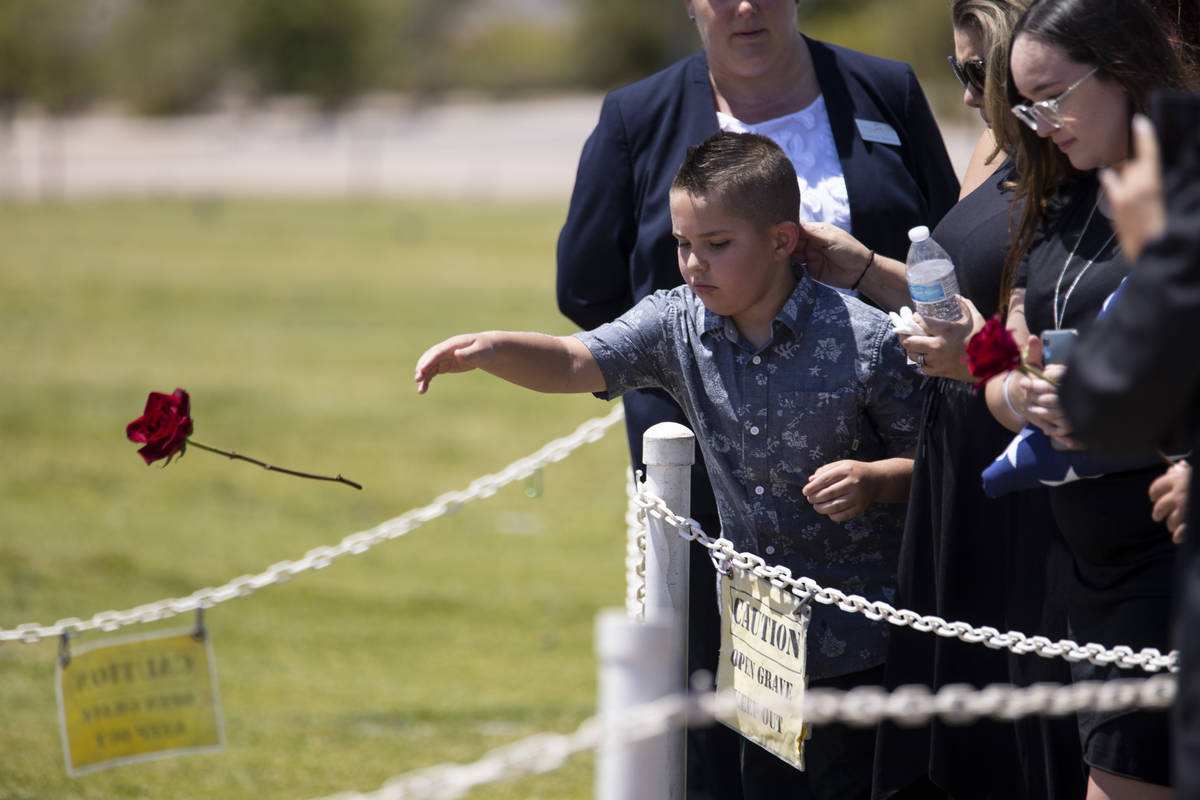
[907,225,930,243]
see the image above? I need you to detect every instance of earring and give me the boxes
[689,14,696,22]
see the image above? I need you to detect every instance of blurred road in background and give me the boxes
[0,95,980,202]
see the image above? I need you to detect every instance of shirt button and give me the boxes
[754,485,765,496]
[749,425,760,435]
[752,355,762,365]
[765,545,776,555]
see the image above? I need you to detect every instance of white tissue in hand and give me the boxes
[888,306,925,336]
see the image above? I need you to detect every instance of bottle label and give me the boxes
[909,280,950,302]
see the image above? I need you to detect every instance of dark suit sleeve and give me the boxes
[556,93,638,332]
[1060,176,1200,458]
[900,64,960,228]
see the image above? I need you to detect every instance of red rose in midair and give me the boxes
[125,387,361,488]
[126,388,193,464]
[965,315,1022,387]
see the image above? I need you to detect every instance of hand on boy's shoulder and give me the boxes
[414,333,495,394]
[795,221,870,290]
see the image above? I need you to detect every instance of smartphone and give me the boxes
[1041,328,1078,365]
[1148,88,1200,173]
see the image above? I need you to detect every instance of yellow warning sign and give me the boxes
[56,627,224,776]
[716,568,810,770]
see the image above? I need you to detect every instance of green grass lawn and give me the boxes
[0,198,631,799]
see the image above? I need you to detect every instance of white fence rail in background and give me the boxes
[0,103,980,201]
[0,97,602,201]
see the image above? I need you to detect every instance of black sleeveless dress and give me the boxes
[1015,176,1175,786]
[872,160,1086,799]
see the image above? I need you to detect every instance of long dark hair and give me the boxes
[1146,0,1200,76]
[1000,0,1198,310]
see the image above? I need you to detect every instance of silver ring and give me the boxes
[917,353,926,367]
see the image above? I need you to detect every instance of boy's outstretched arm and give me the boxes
[802,448,915,523]
[414,331,606,395]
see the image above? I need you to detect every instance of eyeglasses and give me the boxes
[1010,67,1098,132]
[947,56,986,94]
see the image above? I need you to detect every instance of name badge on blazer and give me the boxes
[855,118,901,147]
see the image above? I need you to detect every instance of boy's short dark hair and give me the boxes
[670,131,800,231]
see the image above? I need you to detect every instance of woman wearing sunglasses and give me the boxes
[800,2,1087,798]
[948,39,1008,199]
[984,0,1200,796]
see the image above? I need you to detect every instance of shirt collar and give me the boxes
[697,265,816,344]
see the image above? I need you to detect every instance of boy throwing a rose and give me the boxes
[415,132,922,798]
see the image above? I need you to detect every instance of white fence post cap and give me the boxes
[642,423,695,467]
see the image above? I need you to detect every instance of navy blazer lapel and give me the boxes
[682,52,720,145]
[806,37,870,239]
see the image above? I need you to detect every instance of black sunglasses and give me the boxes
[947,56,986,94]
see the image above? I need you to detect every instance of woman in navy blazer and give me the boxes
[557,40,959,332]
[556,4,958,799]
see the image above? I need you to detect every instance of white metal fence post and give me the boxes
[594,422,693,800]
[642,422,694,633]
[594,609,679,800]
[643,421,693,798]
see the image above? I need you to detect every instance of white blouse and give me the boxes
[717,95,851,234]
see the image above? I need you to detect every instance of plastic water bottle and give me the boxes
[905,226,963,321]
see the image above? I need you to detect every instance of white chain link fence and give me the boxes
[624,467,647,620]
[632,486,1179,674]
[313,673,1176,800]
[3,406,1183,799]
[0,405,626,645]
[12,404,1168,674]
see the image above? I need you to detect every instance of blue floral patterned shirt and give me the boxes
[576,271,923,680]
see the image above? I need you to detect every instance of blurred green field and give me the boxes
[0,198,631,799]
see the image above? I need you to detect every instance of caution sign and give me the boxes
[716,568,809,769]
[56,627,224,776]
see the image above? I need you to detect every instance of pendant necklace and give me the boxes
[1053,196,1118,330]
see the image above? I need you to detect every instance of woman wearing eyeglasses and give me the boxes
[800,2,1087,799]
[984,0,1200,796]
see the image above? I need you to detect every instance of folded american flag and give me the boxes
[980,278,1166,498]
[980,424,1158,498]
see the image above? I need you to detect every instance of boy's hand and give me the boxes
[802,460,881,522]
[414,333,495,394]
